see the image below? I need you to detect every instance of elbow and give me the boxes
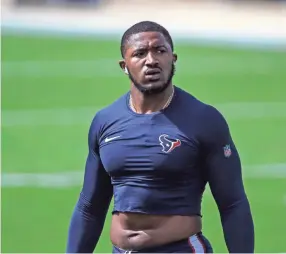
[75,192,96,219]
[75,192,109,220]
[218,194,250,213]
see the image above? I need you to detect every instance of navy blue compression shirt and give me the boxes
[66,86,254,253]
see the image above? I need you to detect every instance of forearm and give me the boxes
[66,194,106,253]
[220,197,254,253]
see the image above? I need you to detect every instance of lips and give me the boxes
[144,68,161,81]
[145,68,161,75]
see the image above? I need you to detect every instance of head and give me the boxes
[119,21,177,95]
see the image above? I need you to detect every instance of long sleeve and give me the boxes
[66,114,113,253]
[201,106,255,253]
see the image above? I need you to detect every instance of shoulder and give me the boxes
[202,104,228,129]
[175,86,225,123]
[198,103,231,145]
[89,92,129,136]
[176,87,229,141]
[91,92,129,125]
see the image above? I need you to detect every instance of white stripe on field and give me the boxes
[2,59,121,78]
[1,107,101,127]
[2,57,284,77]
[2,102,286,127]
[215,102,286,119]
[1,163,286,188]
[246,163,286,178]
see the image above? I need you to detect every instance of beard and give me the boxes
[127,63,175,95]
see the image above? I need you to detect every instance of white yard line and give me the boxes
[2,59,121,78]
[1,107,101,127]
[215,102,286,120]
[2,58,284,77]
[245,163,286,178]
[1,163,285,188]
[2,102,286,127]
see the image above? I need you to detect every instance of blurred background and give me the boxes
[1,0,286,253]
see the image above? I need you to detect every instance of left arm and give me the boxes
[202,106,254,253]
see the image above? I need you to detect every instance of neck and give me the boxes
[130,84,174,114]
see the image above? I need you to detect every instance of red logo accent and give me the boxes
[223,144,232,158]
[159,134,181,153]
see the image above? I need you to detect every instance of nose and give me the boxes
[145,52,159,67]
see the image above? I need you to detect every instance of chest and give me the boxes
[99,121,201,176]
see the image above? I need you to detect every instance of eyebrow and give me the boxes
[134,46,147,50]
[153,45,167,48]
[134,44,167,50]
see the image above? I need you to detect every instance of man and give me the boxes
[66,21,254,253]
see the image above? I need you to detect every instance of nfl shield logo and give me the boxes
[223,144,232,158]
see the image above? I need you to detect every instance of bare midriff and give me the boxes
[110,212,202,250]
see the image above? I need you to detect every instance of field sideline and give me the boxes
[2,163,286,188]
[2,34,286,253]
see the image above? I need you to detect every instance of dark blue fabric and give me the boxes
[66,86,254,253]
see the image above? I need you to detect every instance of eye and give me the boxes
[134,51,145,57]
[157,49,166,54]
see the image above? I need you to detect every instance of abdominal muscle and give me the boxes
[110,212,202,251]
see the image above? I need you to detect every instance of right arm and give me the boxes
[66,115,113,253]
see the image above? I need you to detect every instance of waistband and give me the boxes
[113,232,210,253]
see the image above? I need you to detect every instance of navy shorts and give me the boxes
[112,232,213,253]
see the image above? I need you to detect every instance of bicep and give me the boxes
[203,108,246,210]
[81,150,113,214]
[206,142,246,210]
[79,114,113,216]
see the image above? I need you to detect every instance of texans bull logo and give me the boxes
[159,134,181,153]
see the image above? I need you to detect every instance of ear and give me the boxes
[119,60,127,74]
[172,53,178,64]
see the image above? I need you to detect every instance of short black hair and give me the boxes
[120,21,174,57]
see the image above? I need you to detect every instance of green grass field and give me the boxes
[1,34,286,253]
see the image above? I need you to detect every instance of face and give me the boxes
[120,31,177,95]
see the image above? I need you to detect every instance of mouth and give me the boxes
[144,68,161,81]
